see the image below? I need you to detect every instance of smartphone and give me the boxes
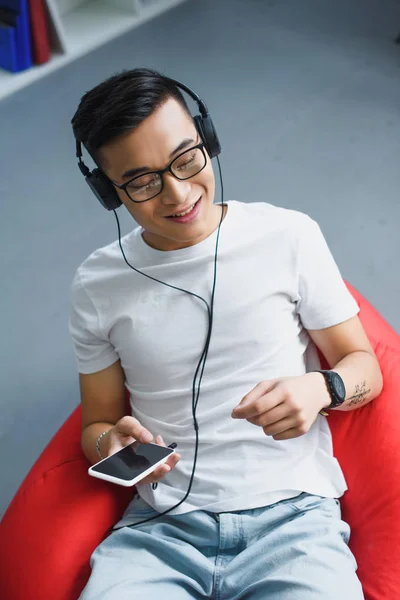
[88,441,175,487]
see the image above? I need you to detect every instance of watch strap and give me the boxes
[312,369,345,412]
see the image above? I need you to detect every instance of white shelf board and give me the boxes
[0,54,69,101]
[62,0,139,55]
[0,0,188,102]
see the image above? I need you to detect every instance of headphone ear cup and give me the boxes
[86,169,122,211]
[194,115,221,158]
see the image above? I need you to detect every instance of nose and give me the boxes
[160,172,191,206]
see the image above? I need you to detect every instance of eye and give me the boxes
[174,150,197,171]
[128,174,158,191]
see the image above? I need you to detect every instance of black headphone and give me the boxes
[74,78,221,211]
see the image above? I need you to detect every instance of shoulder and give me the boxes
[71,227,140,296]
[229,200,316,235]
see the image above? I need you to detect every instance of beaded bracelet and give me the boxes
[96,430,109,460]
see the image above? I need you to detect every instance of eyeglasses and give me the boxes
[111,142,208,203]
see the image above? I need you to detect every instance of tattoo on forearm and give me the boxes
[348,381,371,406]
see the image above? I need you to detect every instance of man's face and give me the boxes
[98,98,219,251]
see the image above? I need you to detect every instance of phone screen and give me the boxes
[91,442,173,481]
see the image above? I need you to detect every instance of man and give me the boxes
[69,68,382,599]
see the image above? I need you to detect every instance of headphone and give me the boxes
[73,76,225,527]
[74,78,222,210]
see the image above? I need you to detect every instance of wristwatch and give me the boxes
[313,370,346,413]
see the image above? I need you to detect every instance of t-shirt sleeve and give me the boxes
[295,215,359,330]
[68,270,119,374]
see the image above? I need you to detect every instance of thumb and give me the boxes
[116,416,153,443]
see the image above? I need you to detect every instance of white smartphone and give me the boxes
[88,441,175,487]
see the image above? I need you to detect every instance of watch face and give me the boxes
[332,373,346,400]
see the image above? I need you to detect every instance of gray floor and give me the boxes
[1,0,399,519]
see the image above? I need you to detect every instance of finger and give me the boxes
[238,380,279,407]
[262,417,296,436]
[232,386,283,419]
[272,428,305,441]
[141,464,171,486]
[153,463,171,478]
[154,438,181,467]
[247,402,290,427]
[166,452,181,468]
[117,416,153,443]
[148,454,181,482]
[140,453,181,485]
[155,435,166,446]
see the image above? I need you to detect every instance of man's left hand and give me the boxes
[231,373,330,441]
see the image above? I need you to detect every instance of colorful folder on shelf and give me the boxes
[28,0,50,65]
[0,0,33,72]
[0,21,18,72]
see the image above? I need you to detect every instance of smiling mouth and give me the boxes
[166,198,200,218]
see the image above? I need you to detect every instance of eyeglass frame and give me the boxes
[108,142,208,203]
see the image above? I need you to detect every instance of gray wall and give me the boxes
[1,0,399,519]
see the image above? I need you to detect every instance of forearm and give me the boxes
[81,422,114,465]
[322,350,383,411]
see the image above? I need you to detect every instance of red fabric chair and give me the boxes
[1,283,399,600]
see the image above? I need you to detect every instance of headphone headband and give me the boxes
[74,77,221,211]
[164,78,209,117]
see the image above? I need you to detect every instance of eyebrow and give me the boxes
[121,138,195,180]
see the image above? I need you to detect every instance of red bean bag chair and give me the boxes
[0,283,399,600]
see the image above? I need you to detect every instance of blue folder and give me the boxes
[0,21,18,72]
[0,0,32,72]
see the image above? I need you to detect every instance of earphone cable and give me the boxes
[193,155,224,411]
[114,215,211,319]
[111,155,225,528]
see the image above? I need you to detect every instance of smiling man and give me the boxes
[70,68,382,600]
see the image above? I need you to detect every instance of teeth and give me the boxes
[172,203,195,217]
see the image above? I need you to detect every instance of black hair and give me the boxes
[71,68,191,164]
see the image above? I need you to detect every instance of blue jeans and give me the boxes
[79,492,364,599]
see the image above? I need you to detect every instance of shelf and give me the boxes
[0,0,188,102]
[0,54,68,101]
[62,0,139,55]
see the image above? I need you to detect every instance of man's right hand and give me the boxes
[101,416,181,486]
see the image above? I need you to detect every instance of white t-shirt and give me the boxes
[69,201,359,515]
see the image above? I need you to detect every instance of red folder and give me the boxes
[28,0,50,64]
